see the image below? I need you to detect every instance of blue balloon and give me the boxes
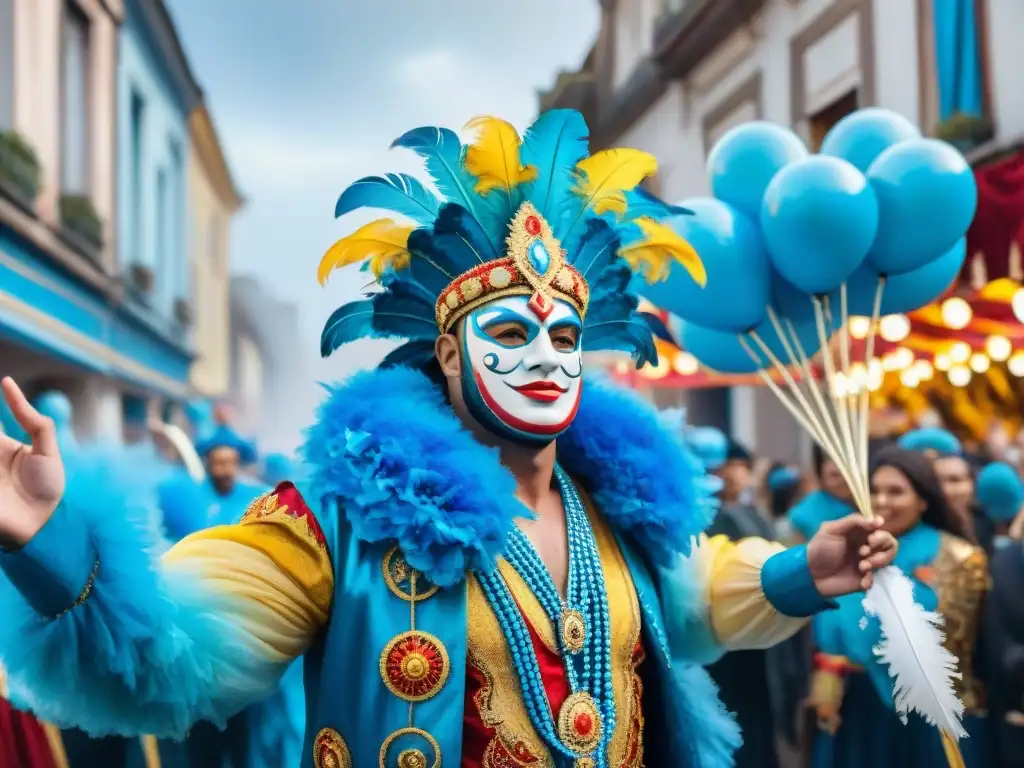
[845,238,966,316]
[866,139,977,275]
[820,108,921,173]
[761,156,878,294]
[639,198,770,332]
[682,308,833,375]
[708,121,808,220]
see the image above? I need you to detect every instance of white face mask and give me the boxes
[460,296,583,443]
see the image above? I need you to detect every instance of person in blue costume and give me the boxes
[977,461,1024,553]
[899,427,963,459]
[788,444,856,543]
[0,110,899,768]
[809,447,991,768]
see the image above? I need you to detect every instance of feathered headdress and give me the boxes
[318,109,706,369]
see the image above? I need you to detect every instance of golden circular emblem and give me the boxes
[382,546,439,602]
[575,759,596,768]
[397,748,427,768]
[378,727,441,768]
[313,727,352,768]
[380,630,450,702]
[488,265,513,289]
[560,609,586,654]
[557,691,602,755]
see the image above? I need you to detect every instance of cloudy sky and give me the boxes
[167,0,599,389]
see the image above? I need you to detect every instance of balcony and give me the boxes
[58,194,105,266]
[653,0,767,80]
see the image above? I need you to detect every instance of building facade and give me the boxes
[188,104,243,399]
[542,0,1020,461]
[0,0,202,442]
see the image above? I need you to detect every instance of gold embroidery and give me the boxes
[619,643,646,768]
[465,482,644,765]
[383,546,440,602]
[378,727,441,768]
[56,559,99,618]
[560,609,586,654]
[379,630,450,702]
[242,491,287,522]
[313,727,352,768]
[935,533,989,713]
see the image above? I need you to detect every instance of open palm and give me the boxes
[0,377,65,550]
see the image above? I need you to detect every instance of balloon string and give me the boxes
[859,277,888,488]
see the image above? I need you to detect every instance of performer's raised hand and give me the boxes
[0,377,65,550]
[807,514,898,597]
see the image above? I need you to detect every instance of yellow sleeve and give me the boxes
[692,533,810,650]
[162,483,334,667]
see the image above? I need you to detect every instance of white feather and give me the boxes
[861,566,966,738]
[152,422,207,483]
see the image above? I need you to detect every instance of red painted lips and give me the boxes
[512,380,568,403]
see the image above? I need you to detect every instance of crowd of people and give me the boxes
[696,423,1024,768]
[0,390,304,768]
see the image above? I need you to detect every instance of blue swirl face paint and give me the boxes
[459,296,583,445]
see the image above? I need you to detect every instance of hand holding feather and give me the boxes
[806,514,898,596]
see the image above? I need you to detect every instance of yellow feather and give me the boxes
[619,217,707,287]
[317,218,413,285]
[463,116,538,195]
[574,148,658,217]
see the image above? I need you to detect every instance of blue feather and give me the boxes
[335,173,441,225]
[583,318,658,367]
[390,127,504,250]
[370,288,438,341]
[585,289,638,326]
[407,228,460,297]
[432,203,499,264]
[321,301,375,357]
[521,110,590,223]
[615,188,692,224]
[381,340,437,369]
[639,311,676,345]
[569,218,619,281]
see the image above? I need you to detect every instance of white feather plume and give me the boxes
[861,566,966,738]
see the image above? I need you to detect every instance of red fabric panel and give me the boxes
[0,698,57,768]
[967,150,1024,281]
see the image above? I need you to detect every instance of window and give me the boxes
[60,2,90,194]
[169,140,184,297]
[932,0,987,123]
[129,90,144,260]
[0,0,13,130]
[809,90,858,152]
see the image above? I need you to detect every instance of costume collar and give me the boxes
[303,366,713,587]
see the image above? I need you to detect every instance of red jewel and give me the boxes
[524,215,541,235]
[574,712,594,736]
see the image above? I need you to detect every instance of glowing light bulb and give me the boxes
[831,373,849,398]
[913,359,934,381]
[934,353,952,371]
[850,362,869,388]
[900,367,920,388]
[1013,287,1024,324]
[1010,352,1024,377]
[949,341,971,364]
[986,335,1012,362]
[867,360,884,391]
[948,365,972,387]
[879,314,911,343]
[969,353,990,373]
[643,358,670,379]
[941,297,973,330]
[889,347,914,370]
[674,352,699,376]
[848,316,871,340]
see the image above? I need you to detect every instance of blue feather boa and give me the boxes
[302,366,713,587]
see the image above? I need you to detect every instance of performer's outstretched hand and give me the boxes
[0,377,65,550]
[807,514,898,597]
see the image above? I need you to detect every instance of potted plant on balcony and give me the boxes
[128,262,155,302]
[174,297,193,327]
[59,194,104,262]
[0,131,42,210]
[935,113,994,153]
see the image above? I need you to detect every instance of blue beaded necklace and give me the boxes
[476,465,615,768]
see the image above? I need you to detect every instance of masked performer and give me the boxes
[0,110,897,768]
[809,448,990,768]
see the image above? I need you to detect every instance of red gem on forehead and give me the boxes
[528,291,554,320]
[524,215,542,236]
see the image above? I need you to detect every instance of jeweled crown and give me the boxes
[435,202,589,333]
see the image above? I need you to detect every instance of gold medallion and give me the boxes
[560,609,586,654]
[557,691,602,755]
[575,759,596,768]
[313,727,352,768]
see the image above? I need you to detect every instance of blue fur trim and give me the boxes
[667,664,743,766]
[0,450,259,738]
[302,367,714,585]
